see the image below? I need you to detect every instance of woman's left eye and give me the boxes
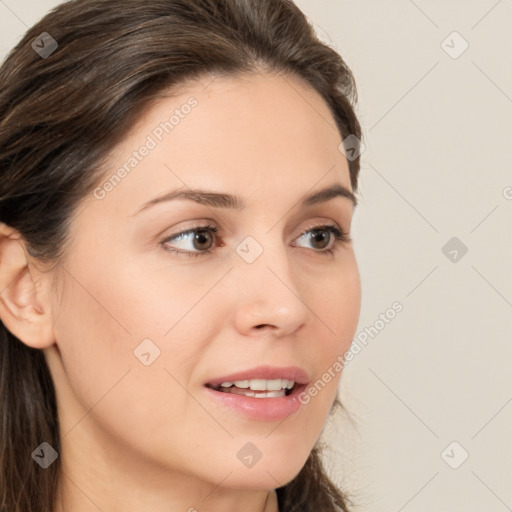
[293,225,352,253]
[161,224,351,257]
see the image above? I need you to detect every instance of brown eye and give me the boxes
[308,228,331,250]
[162,225,219,256]
[293,224,350,254]
[193,229,214,250]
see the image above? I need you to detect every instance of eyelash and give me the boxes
[161,223,352,258]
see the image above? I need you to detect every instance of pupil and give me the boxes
[194,230,212,250]
[311,229,329,249]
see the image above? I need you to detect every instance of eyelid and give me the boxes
[297,219,349,238]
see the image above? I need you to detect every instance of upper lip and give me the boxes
[205,365,309,386]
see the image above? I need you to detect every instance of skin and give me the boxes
[0,70,361,512]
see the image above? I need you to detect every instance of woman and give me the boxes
[0,0,363,510]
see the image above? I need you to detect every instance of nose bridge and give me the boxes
[235,229,292,292]
[230,229,310,335]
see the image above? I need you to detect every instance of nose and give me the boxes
[230,242,311,339]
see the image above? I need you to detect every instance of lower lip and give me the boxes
[204,385,307,421]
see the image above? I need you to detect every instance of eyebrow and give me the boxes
[132,183,357,216]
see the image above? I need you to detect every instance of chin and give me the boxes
[220,459,307,491]
[215,438,311,490]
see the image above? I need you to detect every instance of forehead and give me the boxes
[87,71,352,217]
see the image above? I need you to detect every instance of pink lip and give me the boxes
[203,365,310,421]
[205,365,309,386]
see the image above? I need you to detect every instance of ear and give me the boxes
[0,222,55,349]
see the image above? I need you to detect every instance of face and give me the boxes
[45,70,361,492]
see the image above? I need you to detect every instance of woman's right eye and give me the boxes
[161,225,219,257]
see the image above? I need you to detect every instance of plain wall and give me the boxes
[1,1,511,510]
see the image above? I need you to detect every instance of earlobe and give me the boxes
[0,222,55,349]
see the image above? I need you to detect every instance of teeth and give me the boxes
[218,379,295,391]
[220,387,286,398]
[249,379,267,391]
[254,390,285,398]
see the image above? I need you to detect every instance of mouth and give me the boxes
[203,366,309,420]
[205,378,298,398]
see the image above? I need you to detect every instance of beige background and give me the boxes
[1,1,511,511]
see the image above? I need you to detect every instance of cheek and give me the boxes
[49,254,230,447]
[48,259,149,415]
[296,257,360,417]
[49,266,216,473]
[309,255,361,359]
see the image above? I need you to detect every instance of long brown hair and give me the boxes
[0,0,362,510]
